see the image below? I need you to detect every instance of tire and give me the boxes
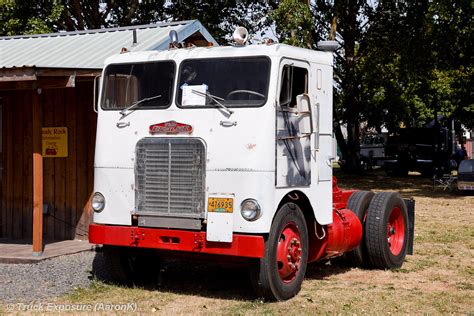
[252,203,308,301]
[345,191,375,266]
[103,246,160,284]
[365,192,409,269]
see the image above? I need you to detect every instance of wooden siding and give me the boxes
[0,81,96,240]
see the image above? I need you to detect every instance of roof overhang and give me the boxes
[0,67,101,90]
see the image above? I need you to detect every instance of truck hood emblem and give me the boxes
[149,121,193,135]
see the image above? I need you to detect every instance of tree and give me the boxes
[0,0,63,35]
[272,0,313,48]
[0,1,274,45]
[273,0,473,172]
[360,0,473,132]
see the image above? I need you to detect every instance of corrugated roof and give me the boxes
[0,20,217,70]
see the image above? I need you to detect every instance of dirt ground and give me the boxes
[3,171,474,314]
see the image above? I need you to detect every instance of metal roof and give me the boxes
[0,20,217,70]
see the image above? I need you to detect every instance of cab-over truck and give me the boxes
[89,30,414,301]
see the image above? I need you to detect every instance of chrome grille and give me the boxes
[135,138,205,218]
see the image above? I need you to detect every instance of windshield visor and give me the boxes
[176,56,270,108]
[101,61,175,110]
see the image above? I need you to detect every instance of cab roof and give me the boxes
[104,43,333,67]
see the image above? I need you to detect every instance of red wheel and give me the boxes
[252,203,308,301]
[365,192,409,269]
[387,207,405,256]
[276,222,303,282]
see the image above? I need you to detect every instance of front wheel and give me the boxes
[252,203,308,301]
[365,192,409,269]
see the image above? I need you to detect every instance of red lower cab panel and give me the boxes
[89,223,265,259]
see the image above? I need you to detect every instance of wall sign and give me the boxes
[42,127,68,157]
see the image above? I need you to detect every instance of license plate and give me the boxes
[208,197,233,213]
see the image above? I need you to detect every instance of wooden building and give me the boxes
[0,21,217,252]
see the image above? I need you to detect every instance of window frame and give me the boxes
[100,60,177,111]
[175,56,272,109]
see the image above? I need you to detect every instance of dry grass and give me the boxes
[55,171,474,314]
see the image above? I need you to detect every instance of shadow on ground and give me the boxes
[335,169,469,200]
[91,251,354,301]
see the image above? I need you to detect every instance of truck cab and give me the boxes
[89,35,413,301]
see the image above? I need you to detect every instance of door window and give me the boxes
[276,63,312,187]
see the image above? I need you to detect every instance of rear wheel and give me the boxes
[252,203,308,301]
[345,191,374,266]
[365,192,409,268]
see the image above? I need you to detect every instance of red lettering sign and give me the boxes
[149,121,193,135]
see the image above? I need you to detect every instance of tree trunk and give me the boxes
[340,0,362,173]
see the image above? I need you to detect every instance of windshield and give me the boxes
[176,56,270,108]
[101,61,175,110]
[459,159,474,173]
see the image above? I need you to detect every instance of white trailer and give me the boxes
[89,31,414,300]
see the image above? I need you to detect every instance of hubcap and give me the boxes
[387,207,405,256]
[276,222,302,283]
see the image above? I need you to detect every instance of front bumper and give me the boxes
[89,223,265,258]
[457,181,474,191]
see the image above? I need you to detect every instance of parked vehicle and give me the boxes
[384,124,454,177]
[89,28,415,301]
[360,133,387,170]
[457,159,474,191]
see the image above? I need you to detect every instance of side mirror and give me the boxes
[93,75,101,113]
[296,93,314,138]
[314,102,320,150]
[279,66,293,107]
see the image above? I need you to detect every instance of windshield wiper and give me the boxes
[119,94,162,119]
[191,89,234,116]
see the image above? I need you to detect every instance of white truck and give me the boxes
[89,30,414,301]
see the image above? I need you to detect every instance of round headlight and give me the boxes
[240,198,261,221]
[91,192,105,212]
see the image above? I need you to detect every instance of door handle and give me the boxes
[116,122,130,128]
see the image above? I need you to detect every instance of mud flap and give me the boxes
[206,212,233,243]
[404,198,415,255]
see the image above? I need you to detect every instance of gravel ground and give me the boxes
[0,251,103,303]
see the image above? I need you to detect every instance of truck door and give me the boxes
[276,60,313,187]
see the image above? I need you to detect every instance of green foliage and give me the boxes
[359,0,473,129]
[0,0,62,35]
[0,1,274,44]
[271,0,314,48]
[273,0,472,169]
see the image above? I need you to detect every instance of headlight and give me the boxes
[240,198,261,221]
[91,192,105,212]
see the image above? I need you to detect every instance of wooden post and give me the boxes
[32,89,43,255]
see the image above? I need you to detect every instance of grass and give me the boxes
[6,169,474,314]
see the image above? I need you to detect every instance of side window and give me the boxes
[276,63,311,187]
[279,65,308,107]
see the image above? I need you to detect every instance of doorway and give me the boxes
[0,99,3,237]
[0,100,3,181]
